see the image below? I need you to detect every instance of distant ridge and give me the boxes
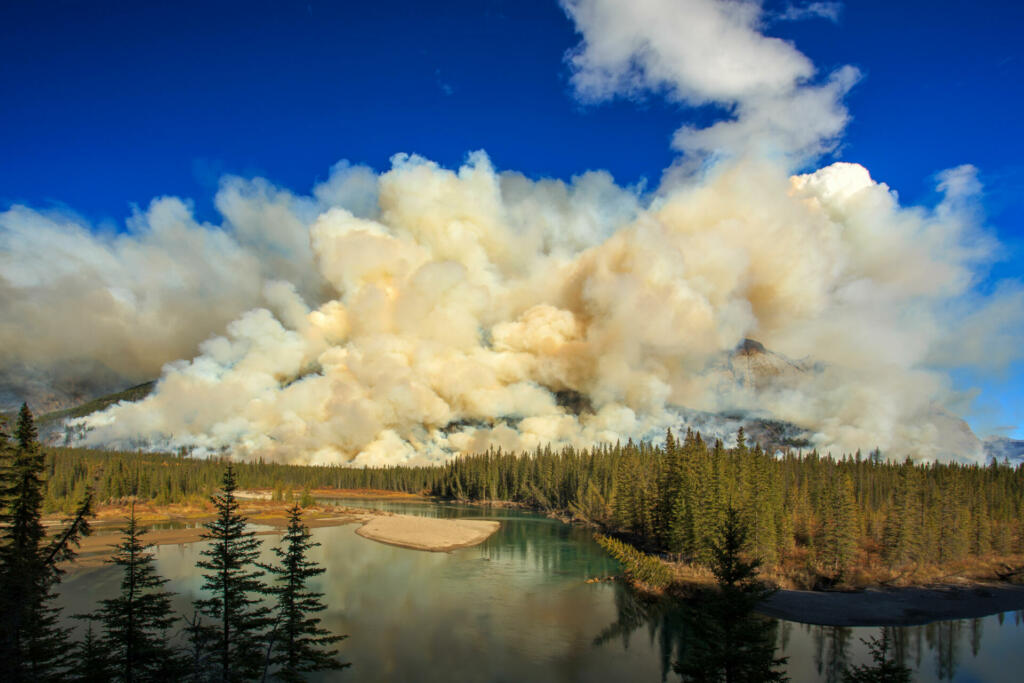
[983,436,1024,464]
[34,381,156,444]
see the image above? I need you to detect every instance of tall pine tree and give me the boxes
[262,504,349,681]
[195,464,271,682]
[93,502,183,681]
[0,404,92,682]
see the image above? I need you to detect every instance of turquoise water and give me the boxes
[57,499,1024,681]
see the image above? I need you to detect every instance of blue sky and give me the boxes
[1,0,1022,438]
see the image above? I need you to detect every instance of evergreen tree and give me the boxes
[0,404,93,682]
[819,474,859,578]
[73,619,116,683]
[195,464,271,682]
[262,504,349,681]
[882,461,921,568]
[93,502,183,681]
[675,507,787,682]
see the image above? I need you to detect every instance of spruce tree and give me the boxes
[675,507,787,682]
[819,474,859,578]
[0,404,93,682]
[262,504,349,681]
[195,464,271,682]
[93,502,183,681]
[73,619,116,683]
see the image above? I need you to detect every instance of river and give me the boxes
[56,499,1024,681]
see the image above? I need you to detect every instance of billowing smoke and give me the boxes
[60,152,1016,464]
[3,0,1020,463]
[0,163,376,408]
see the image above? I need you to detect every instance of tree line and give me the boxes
[430,428,1024,583]
[1,406,348,682]
[29,424,1024,584]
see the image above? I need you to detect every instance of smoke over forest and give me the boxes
[2,0,1020,464]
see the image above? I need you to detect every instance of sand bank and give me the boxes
[355,514,500,552]
[63,505,499,568]
[66,511,362,567]
[757,584,1024,627]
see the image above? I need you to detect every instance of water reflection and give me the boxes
[54,500,1024,682]
[783,612,1024,682]
[595,583,1024,683]
[593,584,688,681]
[592,582,786,682]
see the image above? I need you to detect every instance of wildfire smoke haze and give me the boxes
[2,0,1020,464]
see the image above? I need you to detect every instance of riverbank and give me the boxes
[757,583,1024,626]
[235,487,428,501]
[56,496,501,567]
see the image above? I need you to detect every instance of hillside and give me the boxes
[33,381,156,444]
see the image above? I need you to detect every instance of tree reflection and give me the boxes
[594,509,787,682]
[593,583,689,681]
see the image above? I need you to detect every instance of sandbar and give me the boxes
[757,584,1024,627]
[355,514,500,552]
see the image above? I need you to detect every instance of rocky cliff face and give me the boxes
[724,338,812,391]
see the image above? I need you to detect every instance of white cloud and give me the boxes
[561,0,858,165]
[775,2,843,23]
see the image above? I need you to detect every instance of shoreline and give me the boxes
[54,495,1024,626]
[757,583,1024,627]
[59,498,501,567]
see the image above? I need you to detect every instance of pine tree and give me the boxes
[882,461,921,568]
[0,404,93,682]
[195,464,271,682]
[819,474,859,578]
[262,504,349,681]
[675,507,787,682]
[93,502,183,680]
[73,620,116,682]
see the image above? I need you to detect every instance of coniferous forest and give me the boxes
[1,406,347,682]
[35,426,1024,587]
[4,405,1024,679]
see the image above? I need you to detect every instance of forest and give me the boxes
[36,426,1024,587]
[1,406,348,681]
[6,404,1011,680]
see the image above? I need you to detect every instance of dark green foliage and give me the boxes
[0,404,93,682]
[594,533,673,590]
[818,473,859,577]
[263,504,349,681]
[92,503,183,681]
[36,425,1024,582]
[195,464,272,682]
[73,620,116,682]
[675,507,788,682]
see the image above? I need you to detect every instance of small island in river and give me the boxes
[356,514,501,552]
[59,494,502,567]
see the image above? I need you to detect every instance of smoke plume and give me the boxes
[1,0,1018,463]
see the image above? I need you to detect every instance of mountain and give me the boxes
[726,338,813,391]
[704,339,984,461]
[0,359,134,415]
[983,436,1024,464]
[31,381,156,445]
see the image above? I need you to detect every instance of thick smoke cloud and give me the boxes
[3,0,1019,463]
[70,153,1018,464]
[0,163,375,405]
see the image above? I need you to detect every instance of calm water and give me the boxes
[57,499,1024,681]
